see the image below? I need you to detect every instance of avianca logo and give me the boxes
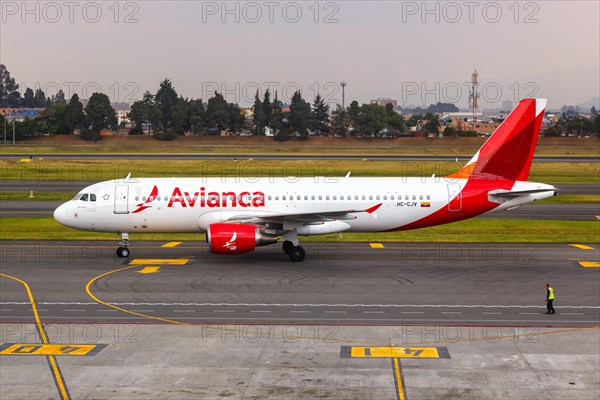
[132,186,266,213]
[223,232,237,251]
[132,185,158,214]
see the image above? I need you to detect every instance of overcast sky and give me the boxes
[1,1,598,110]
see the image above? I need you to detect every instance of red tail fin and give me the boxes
[448,98,546,181]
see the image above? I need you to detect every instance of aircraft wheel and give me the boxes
[282,240,294,254]
[288,246,305,262]
[116,247,129,258]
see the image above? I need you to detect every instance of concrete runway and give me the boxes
[1,241,598,328]
[2,153,598,162]
[1,241,599,400]
[1,199,598,220]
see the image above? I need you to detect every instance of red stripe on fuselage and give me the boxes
[388,179,513,231]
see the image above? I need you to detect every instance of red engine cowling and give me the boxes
[206,223,277,254]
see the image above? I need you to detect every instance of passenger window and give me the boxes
[326,195,330,200]
[135,196,139,201]
[412,195,416,200]
[318,195,322,200]
[383,195,387,200]
[340,195,344,200]
[362,195,366,200]
[376,195,380,200]
[283,195,287,201]
[419,195,423,200]
[391,195,395,200]
[304,195,308,200]
[311,195,315,200]
[333,195,337,200]
[427,195,431,200]
[369,195,373,200]
[275,195,279,201]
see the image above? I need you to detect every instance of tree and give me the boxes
[65,94,85,134]
[84,92,117,138]
[269,91,285,134]
[542,125,562,137]
[423,113,441,136]
[331,105,349,136]
[55,89,67,104]
[591,106,597,115]
[35,103,69,135]
[172,97,191,135]
[23,88,35,108]
[443,126,457,137]
[348,100,360,128]
[385,103,406,135]
[206,92,230,133]
[154,78,178,133]
[262,89,272,127]
[189,99,205,135]
[594,114,600,137]
[288,91,313,138]
[354,103,387,137]
[228,103,245,134]
[0,64,21,107]
[34,89,47,108]
[312,94,330,135]
[252,90,266,135]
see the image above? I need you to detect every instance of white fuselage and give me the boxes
[53,177,554,234]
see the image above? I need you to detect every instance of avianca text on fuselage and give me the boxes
[133,186,266,213]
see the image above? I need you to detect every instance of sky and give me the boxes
[1,1,599,110]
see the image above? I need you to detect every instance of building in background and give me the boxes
[370,98,397,109]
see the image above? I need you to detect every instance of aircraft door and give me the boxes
[447,183,462,212]
[114,185,129,214]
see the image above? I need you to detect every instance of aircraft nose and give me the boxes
[53,203,68,225]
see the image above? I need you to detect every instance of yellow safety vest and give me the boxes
[548,287,554,300]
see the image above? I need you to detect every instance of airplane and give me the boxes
[53,98,557,261]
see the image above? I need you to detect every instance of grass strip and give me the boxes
[1,217,597,243]
[2,159,598,184]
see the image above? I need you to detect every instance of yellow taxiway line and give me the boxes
[0,273,71,400]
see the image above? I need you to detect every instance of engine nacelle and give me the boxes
[206,223,277,254]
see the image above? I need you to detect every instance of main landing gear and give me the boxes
[116,232,130,258]
[282,231,305,262]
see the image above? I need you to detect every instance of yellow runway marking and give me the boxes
[370,243,384,248]
[570,244,595,250]
[393,358,406,400]
[161,242,183,248]
[129,258,189,265]
[0,343,106,356]
[0,273,71,400]
[579,262,600,268]
[136,266,160,274]
[349,346,444,359]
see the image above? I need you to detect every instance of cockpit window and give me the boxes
[80,194,89,201]
[90,194,96,202]
[73,193,83,201]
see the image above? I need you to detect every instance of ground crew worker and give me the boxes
[545,283,555,314]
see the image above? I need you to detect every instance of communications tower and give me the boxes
[469,70,479,132]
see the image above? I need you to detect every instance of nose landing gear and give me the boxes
[116,233,130,258]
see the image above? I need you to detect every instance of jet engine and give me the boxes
[206,223,277,254]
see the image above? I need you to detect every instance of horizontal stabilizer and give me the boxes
[489,188,558,198]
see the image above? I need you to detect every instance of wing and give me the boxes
[224,203,382,226]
